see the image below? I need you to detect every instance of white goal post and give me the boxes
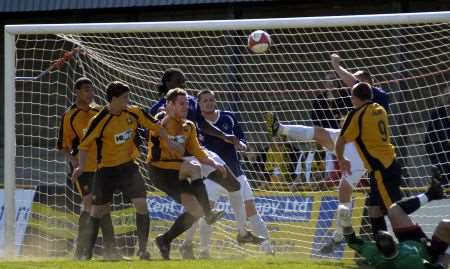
[4,11,450,258]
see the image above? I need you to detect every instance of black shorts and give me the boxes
[148,165,201,204]
[66,164,94,197]
[76,172,95,196]
[92,161,146,205]
[369,160,404,209]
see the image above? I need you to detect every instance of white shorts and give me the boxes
[182,150,225,178]
[327,128,367,188]
[205,174,254,202]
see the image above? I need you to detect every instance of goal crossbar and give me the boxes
[5,11,450,34]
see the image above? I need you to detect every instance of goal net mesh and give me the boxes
[12,19,449,259]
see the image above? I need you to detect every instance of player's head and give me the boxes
[158,68,186,96]
[375,231,398,258]
[353,70,373,85]
[106,81,130,110]
[351,82,373,107]
[197,89,216,114]
[166,88,188,119]
[74,77,94,105]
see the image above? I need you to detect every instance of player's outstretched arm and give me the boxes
[331,53,357,88]
[199,119,239,146]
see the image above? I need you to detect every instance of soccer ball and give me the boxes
[247,30,271,54]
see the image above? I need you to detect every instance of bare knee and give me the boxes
[132,198,149,215]
[338,180,353,203]
[314,127,334,151]
[90,204,109,218]
[83,194,93,212]
[181,193,203,219]
[434,219,450,243]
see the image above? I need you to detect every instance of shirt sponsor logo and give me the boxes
[169,135,186,145]
[114,129,132,144]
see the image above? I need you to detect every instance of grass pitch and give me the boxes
[0,257,359,269]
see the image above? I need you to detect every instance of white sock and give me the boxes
[199,217,212,253]
[334,202,352,242]
[282,124,315,141]
[249,214,269,239]
[418,193,429,206]
[228,191,247,235]
[184,220,198,245]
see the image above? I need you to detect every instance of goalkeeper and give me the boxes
[341,169,449,269]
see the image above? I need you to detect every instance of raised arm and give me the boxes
[331,53,357,88]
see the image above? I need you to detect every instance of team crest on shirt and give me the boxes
[221,123,229,130]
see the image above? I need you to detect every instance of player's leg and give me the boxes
[207,165,264,245]
[150,164,222,260]
[78,172,121,261]
[238,175,274,255]
[181,179,223,259]
[121,162,151,260]
[430,220,450,266]
[79,168,115,260]
[369,161,404,238]
[320,142,366,254]
[202,150,262,244]
[180,220,198,259]
[198,216,213,258]
[156,191,205,260]
[265,112,334,151]
[179,158,224,224]
[71,173,92,260]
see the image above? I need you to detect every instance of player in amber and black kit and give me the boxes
[57,77,119,260]
[147,88,227,260]
[72,81,172,260]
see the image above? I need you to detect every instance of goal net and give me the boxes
[5,12,450,259]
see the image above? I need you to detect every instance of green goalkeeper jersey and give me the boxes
[349,238,431,269]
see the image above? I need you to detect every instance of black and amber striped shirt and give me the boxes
[57,103,101,172]
[79,105,160,168]
[340,102,395,171]
[147,116,208,170]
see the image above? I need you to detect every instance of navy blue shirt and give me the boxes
[372,86,389,112]
[199,111,246,177]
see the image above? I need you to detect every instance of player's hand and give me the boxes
[338,158,352,176]
[235,141,247,151]
[331,53,341,67]
[224,134,239,145]
[71,167,83,182]
[69,156,79,169]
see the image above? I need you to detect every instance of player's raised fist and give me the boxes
[331,53,341,66]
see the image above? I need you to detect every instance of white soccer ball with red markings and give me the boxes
[247,30,271,54]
